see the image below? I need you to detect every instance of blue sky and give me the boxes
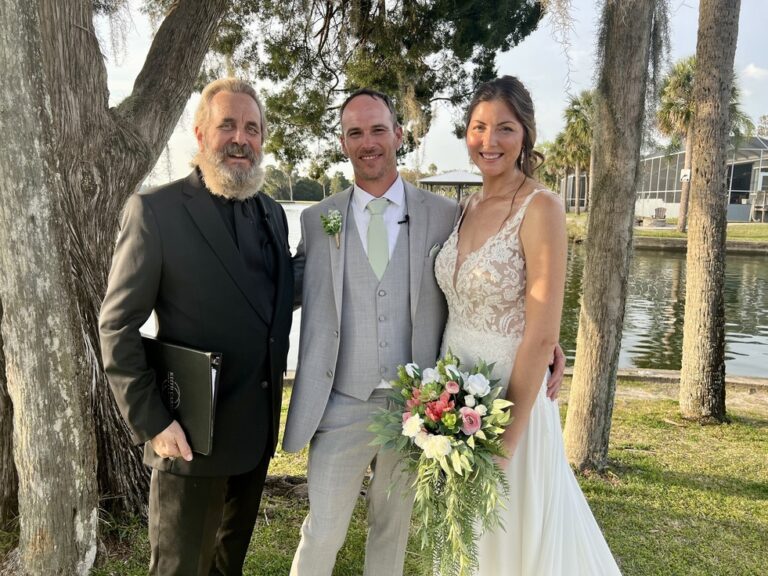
[100,0,768,183]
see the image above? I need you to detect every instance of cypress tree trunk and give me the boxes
[0,299,18,530]
[679,0,740,422]
[0,0,228,571]
[563,0,660,470]
[0,4,99,571]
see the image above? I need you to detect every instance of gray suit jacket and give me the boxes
[282,181,458,452]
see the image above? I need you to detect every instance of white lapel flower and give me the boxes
[320,209,342,248]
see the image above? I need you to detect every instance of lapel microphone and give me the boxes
[397,214,410,225]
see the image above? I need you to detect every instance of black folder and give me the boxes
[142,336,222,455]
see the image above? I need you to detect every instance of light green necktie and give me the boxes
[366,197,390,280]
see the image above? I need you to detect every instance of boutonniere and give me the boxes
[320,209,343,249]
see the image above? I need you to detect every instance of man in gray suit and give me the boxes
[284,88,455,576]
[99,78,293,575]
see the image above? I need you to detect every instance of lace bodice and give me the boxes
[436,189,548,342]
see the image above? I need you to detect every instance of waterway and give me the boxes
[283,204,768,378]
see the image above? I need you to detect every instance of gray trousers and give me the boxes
[290,389,415,576]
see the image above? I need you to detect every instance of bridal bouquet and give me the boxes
[369,350,513,576]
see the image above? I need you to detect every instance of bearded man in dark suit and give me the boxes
[99,78,293,576]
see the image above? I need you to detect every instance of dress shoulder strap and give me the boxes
[507,188,549,231]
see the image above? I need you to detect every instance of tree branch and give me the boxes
[115,0,229,157]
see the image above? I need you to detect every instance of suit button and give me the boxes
[379,341,387,348]
[380,366,387,374]
[378,315,385,322]
[326,369,334,378]
[333,330,339,337]
[260,380,269,389]
[378,289,386,296]
[269,337,275,344]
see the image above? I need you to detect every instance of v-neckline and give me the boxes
[451,189,542,290]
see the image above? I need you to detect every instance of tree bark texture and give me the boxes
[0,0,228,571]
[676,128,694,231]
[563,0,657,470]
[0,3,99,571]
[678,0,740,422]
[0,299,18,530]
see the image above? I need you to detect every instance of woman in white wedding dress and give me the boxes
[435,76,622,575]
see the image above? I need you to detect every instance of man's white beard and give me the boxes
[193,145,265,200]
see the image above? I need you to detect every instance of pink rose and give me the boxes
[402,411,412,424]
[406,388,422,410]
[445,380,460,394]
[426,392,455,422]
[459,407,481,435]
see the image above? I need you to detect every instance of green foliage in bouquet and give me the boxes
[369,350,513,576]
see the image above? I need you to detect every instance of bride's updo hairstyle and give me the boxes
[465,76,545,178]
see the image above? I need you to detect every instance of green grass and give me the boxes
[4,382,767,575]
[634,222,768,242]
[634,228,687,239]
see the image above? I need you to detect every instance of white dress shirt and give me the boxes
[351,176,407,258]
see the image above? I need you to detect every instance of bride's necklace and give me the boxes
[478,171,527,203]
[477,172,527,234]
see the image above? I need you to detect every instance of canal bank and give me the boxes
[632,235,768,255]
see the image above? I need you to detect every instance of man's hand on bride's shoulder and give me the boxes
[547,344,566,401]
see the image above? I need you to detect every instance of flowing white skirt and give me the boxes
[441,324,622,575]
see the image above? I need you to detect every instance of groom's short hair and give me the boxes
[339,88,399,128]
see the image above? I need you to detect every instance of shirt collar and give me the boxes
[352,175,405,211]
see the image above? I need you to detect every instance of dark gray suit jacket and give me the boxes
[99,170,293,477]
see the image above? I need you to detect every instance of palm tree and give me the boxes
[678,0,742,423]
[563,90,595,214]
[536,137,568,198]
[657,56,753,231]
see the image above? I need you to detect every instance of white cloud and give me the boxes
[742,63,768,80]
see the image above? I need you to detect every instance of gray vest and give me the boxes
[333,209,412,400]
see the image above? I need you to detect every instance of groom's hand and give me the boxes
[151,420,193,461]
[546,344,566,401]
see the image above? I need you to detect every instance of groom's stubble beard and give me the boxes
[194,141,266,200]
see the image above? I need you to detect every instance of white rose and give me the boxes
[464,373,491,397]
[405,363,420,379]
[422,434,452,459]
[475,404,488,416]
[422,367,439,384]
[414,431,429,449]
[402,414,424,438]
[463,394,476,407]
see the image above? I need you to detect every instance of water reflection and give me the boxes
[562,244,768,377]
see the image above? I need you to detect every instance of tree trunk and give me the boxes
[0,0,228,571]
[0,299,18,530]
[0,3,99,572]
[676,127,694,231]
[678,0,739,422]
[563,0,658,470]
[575,164,582,215]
